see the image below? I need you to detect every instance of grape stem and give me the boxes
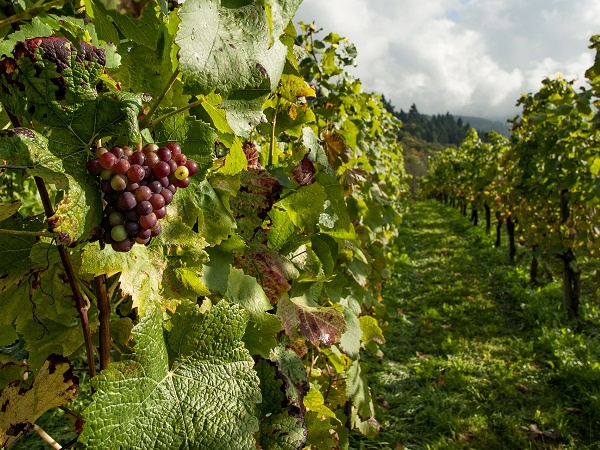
[0,228,57,238]
[33,176,97,379]
[145,96,205,128]
[140,69,180,129]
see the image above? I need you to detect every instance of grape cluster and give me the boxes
[86,142,198,252]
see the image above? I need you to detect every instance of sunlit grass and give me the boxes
[351,201,600,450]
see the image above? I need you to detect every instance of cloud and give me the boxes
[294,0,600,119]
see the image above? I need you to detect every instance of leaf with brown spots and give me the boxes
[277,297,347,346]
[234,242,298,304]
[0,354,78,448]
[322,131,351,169]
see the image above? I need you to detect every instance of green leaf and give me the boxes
[339,299,362,358]
[0,201,20,221]
[281,182,327,234]
[358,316,385,345]
[0,355,78,448]
[107,3,162,50]
[176,0,286,94]
[224,267,282,357]
[81,301,261,449]
[0,129,103,243]
[255,359,307,450]
[346,360,374,420]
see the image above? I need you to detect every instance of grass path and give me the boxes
[351,201,600,450]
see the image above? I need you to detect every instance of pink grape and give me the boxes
[139,213,157,230]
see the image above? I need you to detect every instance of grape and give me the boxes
[124,221,141,236]
[150,193,165,210]
[108,211,125,226]
[112,238,134,252]
[185,160,198,176]
[99,152,117,169]
[139,213,157,230]
[134,185,152,202]
[110,146,124,158]
[145,152,159,168]
[111,174,128,191]
[127,165,145,183]
[153,161,171,178]
[111,224,128,242]
[135,236,151,245]
[157,147,172,161]
[142,143,159,154]
[89,141,190,252]
[136,200,153,216]
[167,159,178,174]
[124,209,140,221]
[166,142,181,155]
[130,151,145,166]
[148,181,162,193]
[154,206,167,219]
[100,169,113,180]
[174,178,190,188]
[125,182,139,192]
[150,223,162,237]
[117,192,136,211]
[101,180,113,195]
[174,166,189,180]
[173,153,187,165]
[87,158,103,174]
[113,158,130,175]
[137,229,152,240]
[160,188,173,205]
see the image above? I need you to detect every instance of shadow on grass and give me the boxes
[350,201,600,450]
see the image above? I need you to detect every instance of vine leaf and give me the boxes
[0,129,103,243]
[0,37,141,146]
[255,359,307,450]
[176,0,286,95]
[270,343,309,410]
[0,263,91,369]
[0,214,44,276]
[277,297,347,346]
[234,243,298,304]
[0,201,21,221]
[80,301,261,450]
[0,355,78,449]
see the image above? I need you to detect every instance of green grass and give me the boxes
[351,201,600,450]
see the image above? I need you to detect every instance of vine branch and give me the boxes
[34,177,96,379]
[0,228,57,238]
[146,96,205,128]
[0,0,69,28]
[139,69,180,129]
[95,274,111,370]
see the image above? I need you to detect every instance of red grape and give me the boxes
[113,158,130,175]
[139,213,157,230]
[166,142,181,155]
[174,178,190,188]
[117,192,136,211]
[185,160,198,176]
[112,238,134,252]
[99,152,117,169]
[157,147,172,161]
[149,193,165,210]
[87,159,103,174]
[130,151,145,166]
[136,201,153,216]
[127,165,145,183]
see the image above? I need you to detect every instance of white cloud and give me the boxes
[294,0,600,119]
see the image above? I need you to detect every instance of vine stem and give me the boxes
[268,95,281,166]
[0,228,57,238]
[146,96,205,128]
[94,274,111,370]
[33,177,96,379]
[0,164,33,170]
[0,0,68,28]
[140,69,180,129]
[32,424,62,449]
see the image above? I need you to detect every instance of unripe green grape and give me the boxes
[111,174,128,191]
[111,224,128,242]
[108,211,125,227]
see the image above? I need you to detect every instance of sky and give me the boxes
[294,0,600,120]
